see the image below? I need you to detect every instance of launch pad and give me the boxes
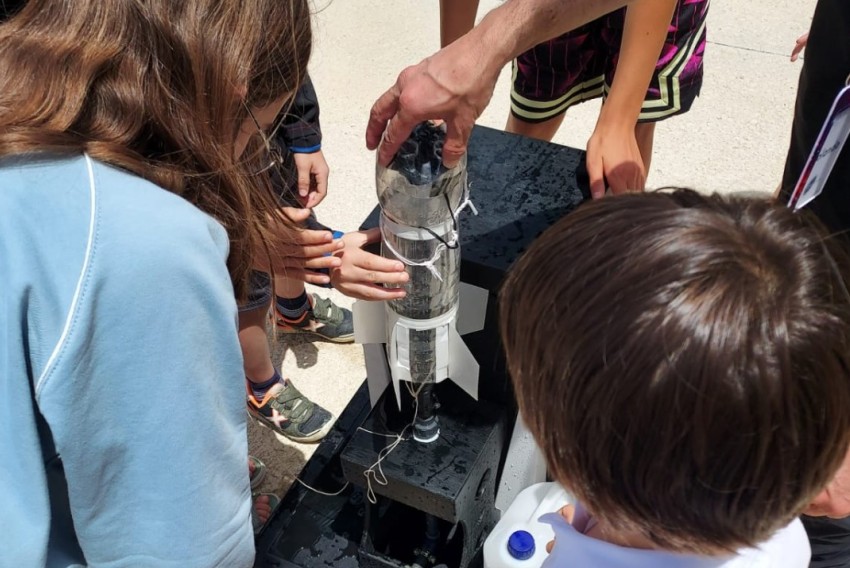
[253,126,588,568]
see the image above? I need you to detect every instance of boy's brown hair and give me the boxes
[500,190,850,553]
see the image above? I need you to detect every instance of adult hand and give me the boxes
[292,150,329,209]
[258,207,343,285]
[366,35,500,168]
[791,33,809,63]
[330,228,410,300]
[805,445,850,518]
[586,125,646,198]
[366,0,634,168]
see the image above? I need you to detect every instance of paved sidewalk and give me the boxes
[249,0,820,497]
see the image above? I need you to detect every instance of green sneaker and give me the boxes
[247,379,334,444]
[274,293,354,343]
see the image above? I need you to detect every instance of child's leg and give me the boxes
[239,273,334,444]
[634,121,656,175]
[274,275,307,306]
[439,0,479,48]
[238,303,276,384]
[272,274,354,343]
[505,113,566,142]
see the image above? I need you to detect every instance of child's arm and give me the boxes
[292,150,329,209]
[330,229,409,300]
[586,0,676,198]
[277,75,328,209]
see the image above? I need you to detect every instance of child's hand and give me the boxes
[292,150,329,209]
[586,124,646,199]
[330,229,410,300]
[791,33,809,63]
[545,504,576,553]
[259,207,343,286]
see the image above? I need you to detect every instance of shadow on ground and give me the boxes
[269,330,320,370]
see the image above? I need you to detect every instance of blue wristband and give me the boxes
[289,144,322,154]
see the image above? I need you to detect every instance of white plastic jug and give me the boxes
[483,482,572,568]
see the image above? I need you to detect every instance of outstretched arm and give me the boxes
[367,0,633,167]
[586,0,676,197]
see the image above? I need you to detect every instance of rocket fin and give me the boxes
[389,323,406,410]
[353,300,387,344]
[456,282,488,336]
[449,326,480,400]
[392,371,403,409]
[364,344,391,407]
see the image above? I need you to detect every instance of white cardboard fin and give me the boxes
[363,344,391,408]
[391,371,402,409]
[353,300,387,344]
[449,326,480,400]
[457,282,488,336]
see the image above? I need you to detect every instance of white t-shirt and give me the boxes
[541,506,810,568]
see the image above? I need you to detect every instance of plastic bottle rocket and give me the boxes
[353,122,487,426]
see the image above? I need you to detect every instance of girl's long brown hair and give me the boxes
[0,0,312,298]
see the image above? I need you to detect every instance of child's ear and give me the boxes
[235,84,248,100]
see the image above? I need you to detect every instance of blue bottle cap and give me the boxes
[507,530,535,560]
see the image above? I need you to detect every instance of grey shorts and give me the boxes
[239,271,272,313]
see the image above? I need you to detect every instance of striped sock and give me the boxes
[276,291,310,320]
[250,370,283,401]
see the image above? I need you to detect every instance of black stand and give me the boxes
[254,126,588,567]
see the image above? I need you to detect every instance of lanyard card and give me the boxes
[788,85,850,211]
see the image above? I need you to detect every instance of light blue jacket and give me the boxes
[0,155,254,567]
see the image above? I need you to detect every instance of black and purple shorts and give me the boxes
[510,0,709,123]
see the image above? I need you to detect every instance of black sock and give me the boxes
[276,291,310,320]
[250,370,282,400]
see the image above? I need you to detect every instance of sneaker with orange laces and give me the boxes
[247,379,334,444]
[273,293,354,343]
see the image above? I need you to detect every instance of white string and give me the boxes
[456,181,479,218]
[361,381,426,504]
[380,227,451,282]
[296,478,350,497]
[357,427,403,438]
[291,382,429,503]
[379,180,477,283]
